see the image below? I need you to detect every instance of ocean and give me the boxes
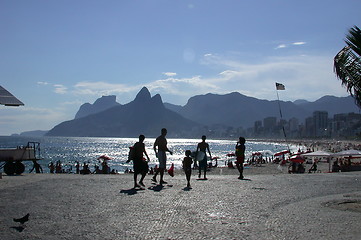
[0,136,296,173]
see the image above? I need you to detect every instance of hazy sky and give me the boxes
[1,0,360,135]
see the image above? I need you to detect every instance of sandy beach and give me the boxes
[1,163,361,240]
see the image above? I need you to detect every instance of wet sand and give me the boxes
[1,164,361,240]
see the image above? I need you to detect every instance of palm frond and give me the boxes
[345,26,361,57]
[334,45,361,108]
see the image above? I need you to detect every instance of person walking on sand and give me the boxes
[152,128,173,185]
[196,135,212,180]
[132,135,150,189]
[183,150,193,188]
[235,137,246,179]
[30,160,43,173]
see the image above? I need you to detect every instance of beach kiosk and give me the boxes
[0,86,41,175]
[0,142,42,175]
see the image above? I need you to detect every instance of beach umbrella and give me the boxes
[252,152,262,156]
[0,86,24,106]
[97,155,112,160]
[274,150,290,156]
[301,151,332,157]
[333,149,361,156]
[289,155,305,163]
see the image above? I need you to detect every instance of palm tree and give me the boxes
[334,25,361,108]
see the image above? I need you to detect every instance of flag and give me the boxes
[276,82,285,90]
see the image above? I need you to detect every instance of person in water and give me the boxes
[196,135,212,180]
[152,128,173,185]
[235,137,246,179]
[132,134,150,189]
[182,150,193,188]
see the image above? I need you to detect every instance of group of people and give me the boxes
[129,128,246,189]
[332,158,352,172]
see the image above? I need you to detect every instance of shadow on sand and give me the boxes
[196,178,208,181]
[182,187,192,191]
[148,184,173,192]
[239,178,252,181]
[119,188,145,195]
[10,226,25,232]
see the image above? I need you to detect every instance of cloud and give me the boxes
[0,106,70,134]
[275,44,287,49]
[293,42,306,45]
[54,84,67,94]
[73,81,133,95]
[162,72,177,77]
[275,41,307,50]
[197,53,346,101]
[37,81,49,85]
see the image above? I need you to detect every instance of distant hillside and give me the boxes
[168,93,360,129]
[75,95,120,119]
[175,92,308,128]
[20,130,48,137]
[45,87,360,138]
[297,95,360,116]
[47,87,201,138]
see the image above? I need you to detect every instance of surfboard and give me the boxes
[196,151,205,161]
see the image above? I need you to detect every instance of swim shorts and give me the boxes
[157,151,167,169]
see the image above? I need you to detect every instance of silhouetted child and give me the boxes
[235,137,246,179]
[183,150,193,188]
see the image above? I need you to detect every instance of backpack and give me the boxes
[127,146,135,163]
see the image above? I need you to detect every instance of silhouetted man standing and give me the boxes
[152,128,173,185]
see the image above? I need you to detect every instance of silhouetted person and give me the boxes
[48,162,54,173]
[132,135,150,189]
[196,135,212,180]
[76,161,80,174]
[235,137,246,179]
[332,160,341,172]
[308,161,318,173]
[152,128,173,185]
[183,150,193,188]
[30,160,43,173]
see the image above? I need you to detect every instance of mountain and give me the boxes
[169,93,360,129]
[75,95,120,119]
[296,95,360,116]
[46,87,201,138]
[163,102,182,113]
[293,99,310,105]
[46,87,360,138]
[175,92,308,128]
[20,130,48,137]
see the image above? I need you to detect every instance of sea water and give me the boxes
[0,136,297,173]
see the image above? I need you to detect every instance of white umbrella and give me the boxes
[302,151,333,172]
[333,149,361,156]
[301,151,332,157]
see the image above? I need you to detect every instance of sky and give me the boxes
[1,0,361,135]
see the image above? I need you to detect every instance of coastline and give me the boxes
[250,138,361,152]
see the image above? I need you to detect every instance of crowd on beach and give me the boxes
[25,130,361,190]
[26,128,246,189]
[45,159,119,175]
[125,128,247,189]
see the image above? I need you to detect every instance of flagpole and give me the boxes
[275,83,290,153]
[276,90,283,119]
